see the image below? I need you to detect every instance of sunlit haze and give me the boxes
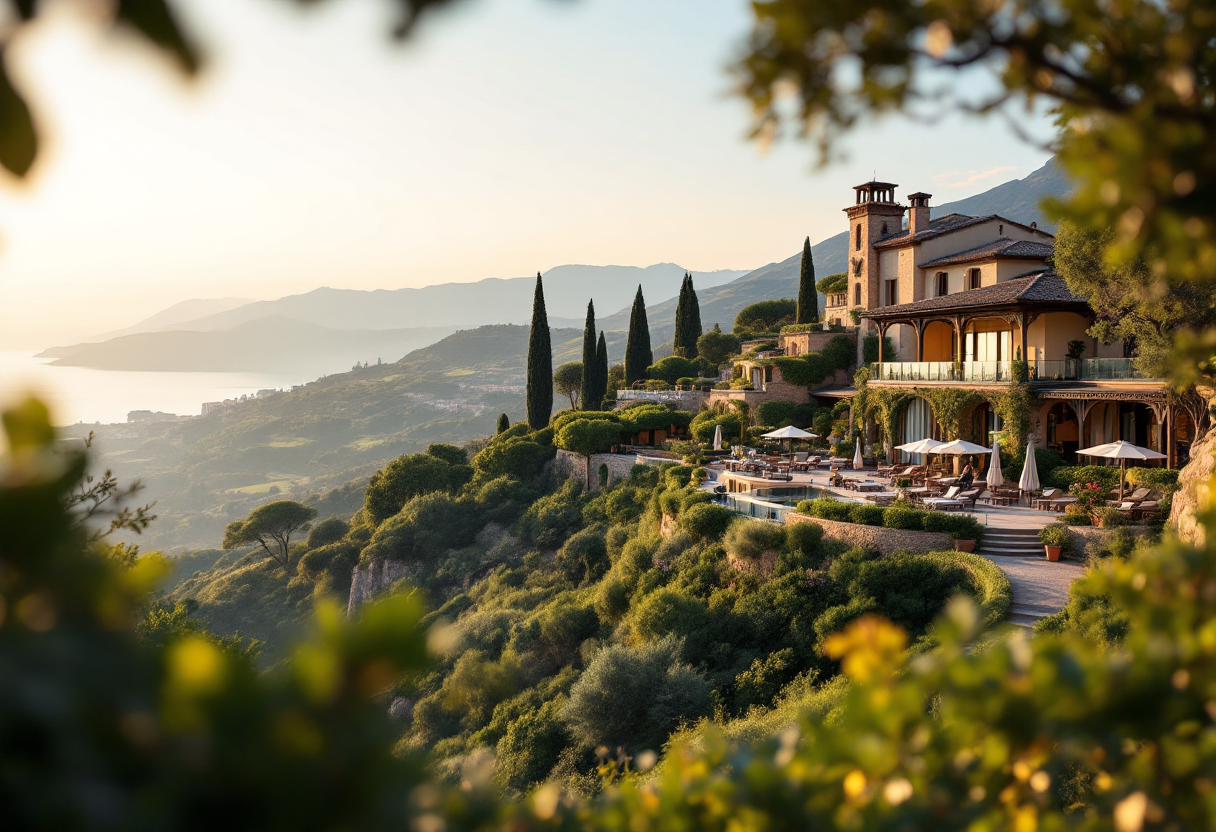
[0,0,1053,348]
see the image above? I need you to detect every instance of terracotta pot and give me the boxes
[1091,514,1105,528]
[1044,545,1061,562]
[953,539,976,553]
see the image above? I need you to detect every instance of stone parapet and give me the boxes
[786,512,952,555]
[554,449,641,492]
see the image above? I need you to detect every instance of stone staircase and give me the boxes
[979,527,1060,628]
[978,526,1042,558]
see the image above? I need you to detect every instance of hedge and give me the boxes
[795,499,984,541]
[1125,467,1180,492]
[1048,464,1122,490]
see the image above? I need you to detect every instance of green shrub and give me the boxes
[555,527,610,585]
[627,589,713,661]
[1062,506,1093,525]
[920,512,983,542]
[784,520,824,554]
[848,504,885,526]
[756,400,798,427]
[494,698,570,793]
[799,497,854,522]
[562,636,710,753]
[663,464,694,489]
[1125,467,1180,492]
[882,506,923,530]
[733,647,799,711]
[647,356,700,384]
[1085,527,1139,561]
[680,503,735,541]
[306,517,350,548]
[723,519,786,561]
[1039,525,1071,547]
[1092,506,1124,527]
[1048,464,1121,490]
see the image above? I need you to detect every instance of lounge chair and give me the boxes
[1031,488,1062,509]
[1131,500,1162,522]
[922,486,965,510]
[1106,487,1152,508]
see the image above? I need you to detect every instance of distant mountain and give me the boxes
[42,317,458,374]
[118,263,748,336]
[92,297,255,341]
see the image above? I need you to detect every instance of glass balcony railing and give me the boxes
[870,358,1155,383]
[869,361,1016,382]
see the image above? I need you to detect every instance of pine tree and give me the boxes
[579,300,598,410]
[496,413,509,434]
[525,272,553,430]
[673,273,703,358]
[796,236,819,324]
[595,331,609,406]
[624,285,653,385]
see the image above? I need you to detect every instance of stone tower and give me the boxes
[843,182,906,321]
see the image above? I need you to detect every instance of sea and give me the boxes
[0,350,323,426]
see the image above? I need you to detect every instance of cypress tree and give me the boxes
[624,285,653,385]
[579,300,598,410]
[796,236,819,324]
[595,331,609,406]
[496,413,509,434]
[686,273,702,353]
[525,272,553,430]
[673,273,703,358]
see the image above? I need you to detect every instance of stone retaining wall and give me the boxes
[554,450,640,493]
[786,512,953,555]
[1063,524,1149,557]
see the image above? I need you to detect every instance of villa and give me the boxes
[721,181,1192,467]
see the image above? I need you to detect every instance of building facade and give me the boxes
[839,181,1189,467]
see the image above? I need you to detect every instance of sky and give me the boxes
[0,0,1054,348]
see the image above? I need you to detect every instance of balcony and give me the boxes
[869,358,1155,384]
[616,389,708,402]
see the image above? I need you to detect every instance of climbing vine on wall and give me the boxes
[986,382,1038,451]
[921,389,985,441]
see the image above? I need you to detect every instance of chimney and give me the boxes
[908,192,931,236]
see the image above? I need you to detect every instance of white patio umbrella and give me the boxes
[761,425,818,454]
[1076,439,1167,499]
[935,439,994,455]
[985,443,1004,488]
[1018,439,1041,494]
[894,436,945,465]
[712,424,723,451]
[853,440,864,470]
[936,438,994,477]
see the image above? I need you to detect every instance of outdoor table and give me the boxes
[1043,497,1078,512]
[987,495,1016,507]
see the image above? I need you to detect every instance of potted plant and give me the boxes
[1039,524,1070,562]
[1091,506,1123,529]
[953,538,976,553]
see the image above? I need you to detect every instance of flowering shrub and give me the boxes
[1070,480,1107,513]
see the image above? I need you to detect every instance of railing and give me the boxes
[871,357,1155,384]
[721,494,794,523]
[870,361,1016,382]
[616,389,707,401]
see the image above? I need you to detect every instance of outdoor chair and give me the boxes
[1105,487,1152,507]
[956,488,981,508]
[922,486,964,511]
[1030,488,1061,509]
[1131,500,1162,522]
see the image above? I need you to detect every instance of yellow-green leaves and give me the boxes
[0,49,35,177]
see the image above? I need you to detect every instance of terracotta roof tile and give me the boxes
[917,239,1054,268]
[873,214,988,248]
[862,271,1087,318]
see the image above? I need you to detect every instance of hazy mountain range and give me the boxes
[45,160,1067,372]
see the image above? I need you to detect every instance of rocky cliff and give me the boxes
[1170,429,1215,547]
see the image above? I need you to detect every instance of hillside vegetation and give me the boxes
[169,413,1005,792]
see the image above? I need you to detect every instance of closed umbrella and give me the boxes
[1018,439,1040,495]
[985,443,1004,489]
[1076,440,1167,500]
[853,439,864,470]
[712,424,722,451]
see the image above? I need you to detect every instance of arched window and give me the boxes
[936,272,949,296]
[854,283,862,305]
[855,223,862,251]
